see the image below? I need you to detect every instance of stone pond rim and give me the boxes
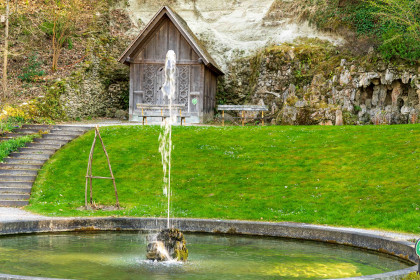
[0,217,417,280]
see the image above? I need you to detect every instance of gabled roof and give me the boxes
[118,6,223,76]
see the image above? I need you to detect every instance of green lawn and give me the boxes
[27,125,420,233]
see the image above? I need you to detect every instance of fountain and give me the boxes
[0,52,415,280]
[147,50,189,262]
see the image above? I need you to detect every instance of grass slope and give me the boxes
[27,125,420,233]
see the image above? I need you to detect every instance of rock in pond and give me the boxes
[146,228,188,261]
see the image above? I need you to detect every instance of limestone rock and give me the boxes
[221,42,419,126]
[359,72,379,88]
[402,72,411,84]
[340,70,351,86]
[335,110,343,126]
[382,69,394,85]
[392,81,403,105]
[401,105,412,115]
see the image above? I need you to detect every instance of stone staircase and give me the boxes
[0,125,91,207]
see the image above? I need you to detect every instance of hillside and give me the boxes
[0,0,418,123]
[0,0,132,120]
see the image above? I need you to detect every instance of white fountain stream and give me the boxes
[158,50,177,230]
[146,51,189,262]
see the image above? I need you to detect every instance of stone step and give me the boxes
[0,175,36,182]
[14,129,48,134]
[0,187,32,194]
[0,163,42,170]
[21,124,54,130]
[33,138,69,145]
[55,125,91,131]
[0,193,30,200]
[18,148,56,155]
[1,133,32,138]
[25,143,62,149]
[49,129,85,136]
[3,158,47,165]
[0,170,38,176]
[8,153,51,160]
[42,134,77,141]
[0,200,29,207]
[22,124,90,132]
[0,181,33,187]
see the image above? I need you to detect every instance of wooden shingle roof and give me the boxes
[118,6,223,76]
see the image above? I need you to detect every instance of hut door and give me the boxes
[156,66,165,105]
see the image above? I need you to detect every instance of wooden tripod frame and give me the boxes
[85,126,120,209]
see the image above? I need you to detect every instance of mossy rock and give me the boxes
[146,228,188,262]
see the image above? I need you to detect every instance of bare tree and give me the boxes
[49,0,80,72]
[2,0,9,100]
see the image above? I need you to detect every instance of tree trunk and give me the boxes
[52,15,57,72]
[2,0,9,100]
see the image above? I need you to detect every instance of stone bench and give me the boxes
[136,104,188,125]
[217,105,269,126]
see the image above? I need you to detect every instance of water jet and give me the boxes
[147,50,189,262]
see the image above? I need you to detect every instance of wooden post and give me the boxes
[85,126,120,209]
[2,0,9,99]
[96,127,120,208]
[222,110,225,127]
[90,129,97,205]
[180,109,182,126]
[242,111,245,127]
[85,128,97,208]
[142,108,144,125]
[161,109,164,122]
[262,111,264,126]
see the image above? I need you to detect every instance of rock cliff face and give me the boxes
[61,56,129,120]
[125,0,343,71]
[221,40,419,125]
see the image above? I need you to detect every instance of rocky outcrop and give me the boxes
[60,56,129,120]
[220,40,419,125]
[126,0,343,71]
[146,228,188,261]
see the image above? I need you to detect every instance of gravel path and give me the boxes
[0,207,48,221]
[56,119,214,127]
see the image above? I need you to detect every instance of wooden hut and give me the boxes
[119,6,224,123]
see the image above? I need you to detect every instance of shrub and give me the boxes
[297,0,420,62]
[18,54,45,82]
[26,81,68,122]
[369,0,420,62]
[402,272,420,280]
[1,82,68,125]
[0,106,27,133]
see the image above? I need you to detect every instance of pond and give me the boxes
[0,231,411,280]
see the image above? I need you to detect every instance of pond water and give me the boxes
[0,231,410,280]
